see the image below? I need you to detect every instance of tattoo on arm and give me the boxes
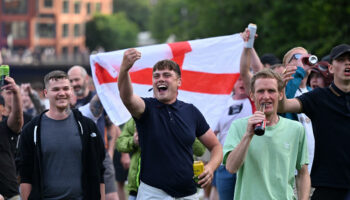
[90,95,103,118]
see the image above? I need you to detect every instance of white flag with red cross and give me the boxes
[90,34,244,128]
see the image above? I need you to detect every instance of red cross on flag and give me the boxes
[90,34,244,128]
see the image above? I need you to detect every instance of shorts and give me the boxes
[104,153,117,194]
[113,149,129,182]
[137,181,199,200]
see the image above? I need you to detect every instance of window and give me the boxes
[1,21,28,39]
[38,14,54,18]
[62,46,68,58]
[36,23,56,38]
[95,3,101,13]
[73,46,79,56]
[62,24,69,37]
[74,24,80,37]
[74,1,80,14]
[2,0,27,14]
[62,0,69,13]
[44,0,53,7]
[86,3,91,14]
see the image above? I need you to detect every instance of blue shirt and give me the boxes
[297,83,350,189]
[135,98,209,197]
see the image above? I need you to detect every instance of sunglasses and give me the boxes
[288,53,302,63]
[316,64,328,71]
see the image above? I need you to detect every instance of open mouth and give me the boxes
[73,86,81,90]
[311,84,319,88]
[157,85,168,92]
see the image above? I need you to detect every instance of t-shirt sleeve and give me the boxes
[296,88,320,119]
[223,118,245,165]
[296,123,309,170]
[193,105,210,138]
[135,97,149,122]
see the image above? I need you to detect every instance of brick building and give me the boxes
[0,0,112,59]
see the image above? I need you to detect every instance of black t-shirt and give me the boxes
[0,120,19,198]
[297,83,350,189]
[135,98,209,197]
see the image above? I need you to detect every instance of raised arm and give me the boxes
[240,27,263,95]
[118,49,145,119]
[2,76,23,133]
[278,68,303,114]
[278,95,303,114]
[250,48,264,73]
[240,48,253,95]
[22,83,45,114]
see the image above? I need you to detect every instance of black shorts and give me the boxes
[113,149,129,182]
[311,187,350,200]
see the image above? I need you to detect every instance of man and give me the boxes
[279,44,350,200]
[224,69,310,200]
[213,77,254,200]
[281,47,316,173]
[68,66,120,200]
[116,118,206,200]
[1,85,32,125]
[20,83,46,117]
[19,70,105,200]
[118,48,222,199]
[0,76,23,200]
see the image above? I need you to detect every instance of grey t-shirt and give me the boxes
[40,113,83,200]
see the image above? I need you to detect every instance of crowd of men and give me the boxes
[1,24,350,200]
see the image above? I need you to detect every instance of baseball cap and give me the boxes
[330,44,350,61]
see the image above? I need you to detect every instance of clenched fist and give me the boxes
[120,48,141,72]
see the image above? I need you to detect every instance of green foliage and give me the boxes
[85,13,139,51]
[113,0,151,31]
[149,0,190,42]
[148,0,350,59]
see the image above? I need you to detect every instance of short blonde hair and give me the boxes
[250,69,284,93]
[282,47,308,66]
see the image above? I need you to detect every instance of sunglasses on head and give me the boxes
[288,53,302,63]
[316,64,328,71]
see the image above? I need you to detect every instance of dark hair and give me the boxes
[250,69,284,93]
[44,70,69,88]
[260,53,281,66]
[270,63,284,71]
[153,60,181,77]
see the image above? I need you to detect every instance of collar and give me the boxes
[329,82,350,97]
[155,98,181,110]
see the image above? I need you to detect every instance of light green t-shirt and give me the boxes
[223,116,308,200]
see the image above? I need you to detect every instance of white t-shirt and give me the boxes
[295,87,314,172]
[214,97,253,146]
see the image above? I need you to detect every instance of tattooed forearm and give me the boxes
[90,95,103,118]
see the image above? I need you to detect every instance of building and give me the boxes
[0,0,112,63]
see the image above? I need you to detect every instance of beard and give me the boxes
[74,85,86,97]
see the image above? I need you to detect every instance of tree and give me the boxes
[85,13,139,52]
[113,0,151,31]
[148,0,350,59]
